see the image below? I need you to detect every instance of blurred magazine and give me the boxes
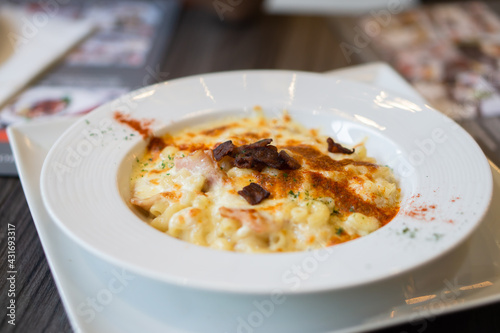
[0,0,180,175]
[361,2,500,120]
[360,1,500,167]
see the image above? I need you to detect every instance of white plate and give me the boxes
[9,110,500,333]
[9,63,500,332]
[40,70,492,294]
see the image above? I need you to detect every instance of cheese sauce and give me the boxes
[130,109,400,253]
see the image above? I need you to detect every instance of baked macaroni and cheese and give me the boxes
[130,109,400,253]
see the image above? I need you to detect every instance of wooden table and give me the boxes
[1,6,500,333]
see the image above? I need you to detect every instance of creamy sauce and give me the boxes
[129,109,401,253]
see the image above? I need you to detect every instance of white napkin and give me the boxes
[0,6,94,108]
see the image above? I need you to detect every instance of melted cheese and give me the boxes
[130,109,401,253]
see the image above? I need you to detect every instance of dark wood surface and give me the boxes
[1,6,500,333]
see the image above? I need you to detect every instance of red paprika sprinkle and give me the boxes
[113,111,153,138]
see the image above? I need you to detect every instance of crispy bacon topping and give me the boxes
[147,137,166,156]
[213,140,236,161]
[234,145,279,171]
[327,137,355,154]
[238,183,270,205]
[239,138,273,150]
[234,152,266,171]
[212,139,301,172]
[278,150,301,170]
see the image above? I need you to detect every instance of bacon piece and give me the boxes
[234,147,278,171]
[237,138,273,151]
[278,150,300,170]
[327,137,355,154]
[213,140,236,161]
[238,183,270,205]
[148,137,166,159]
[252,146,280,167]
[234,154,266,171]
[174,150,225,189]
[215,138,301,172]
[219,207,278,233]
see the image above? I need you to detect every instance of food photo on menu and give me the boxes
[0,86,127,124]
[1,0,500,333]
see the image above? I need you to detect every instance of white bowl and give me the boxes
[41,70,492,294]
